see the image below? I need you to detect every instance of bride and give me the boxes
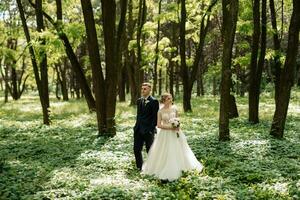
[142,93,203,181]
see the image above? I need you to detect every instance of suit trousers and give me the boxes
[133,131,154,170]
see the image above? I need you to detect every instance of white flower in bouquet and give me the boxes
[169,118,180,137]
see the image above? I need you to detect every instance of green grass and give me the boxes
[0,91,299,199]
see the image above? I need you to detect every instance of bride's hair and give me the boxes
[160,92,172,103]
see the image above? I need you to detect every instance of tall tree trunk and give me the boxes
[196,67,204,96]
[55,0,68,101]
[179,0,190,111]
[4,64,9,103]
[269,0,282,106]
[36,0,50,125]
[100,0,127,135]
[212,77,217,96]
[126,0,139,105]
[158,68,162,95]
[152,0,162,96]
[81,0,107,134]
[270,0,300,138]
[118,65,127,102]
[169,58,174,98]
[17,0,50,124]
[136,0,146,84]
[248,0,260,123]
[116,0,128,102]
[169,23,177,98]
[255,0,267,116]
[219,0,239,141]
[179,0,217,112]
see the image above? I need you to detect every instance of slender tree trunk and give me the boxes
[219,0,239,141]
[36,0,50,125]
[153,0,162,96]
[116,0,128,102]
[270,0,300,138]
[175,63,180,97]
[169,23,177,98]
[212,77,217,96]
[136,0,146,84]
[179,0,217,112]
[269,0,282,106]
[4,65,9,103]
[158,69,162,95]
[126,0,139,106]
[101,0,127,135]
[81,0,107,134]
[119,65,127,102]
[169,59,174,98]
[255,0,267,117]
[196,67,204,96]
[179,0,190,111]
[248,0,260,123]
[17,0,51,124]
[55,0,68,101]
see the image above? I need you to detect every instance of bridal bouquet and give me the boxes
[169,118,180,138]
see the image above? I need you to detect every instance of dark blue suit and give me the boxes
[133,96,159,170]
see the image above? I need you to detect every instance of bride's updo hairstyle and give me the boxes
[160,92,172,103]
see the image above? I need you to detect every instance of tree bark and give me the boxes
[126,0,139,106]
[219,0,239,141]
[17,0,50,124]
[270,0,300,138]
[118,65,127,102]
[179,0,189,111]
[136,0,146,84]
[81,0,107,134]
[36,0,50,125]
[152,0,162,96]
[269,0,282,106]
[94,0,128,135]
[248,0,260,124]
[179,0,217,112]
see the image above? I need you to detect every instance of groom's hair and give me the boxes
[142,82,152,89]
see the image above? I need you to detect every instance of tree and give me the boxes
[179,0,217,112]
[270,0,300,138]
[55,0,68,101]
[136,0,147,85]
[16,0,50,124]
[219,0,239,141]
[36,0,50,125]
[248,0,267,124]
[269,0,282,106]
[152,0,162,96]
[101,0,128,135]
[80,0,106,134]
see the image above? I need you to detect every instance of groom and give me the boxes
[133,82,159,171]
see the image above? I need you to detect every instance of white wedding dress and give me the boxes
[142,106,203,181]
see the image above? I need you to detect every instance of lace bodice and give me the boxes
[158,106,177,126]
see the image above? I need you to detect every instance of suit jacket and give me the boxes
[134,96,159,135]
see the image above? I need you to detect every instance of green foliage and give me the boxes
[233,53,251,69]
[0,92,299,199]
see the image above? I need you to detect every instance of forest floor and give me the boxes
[0,90,299,199]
